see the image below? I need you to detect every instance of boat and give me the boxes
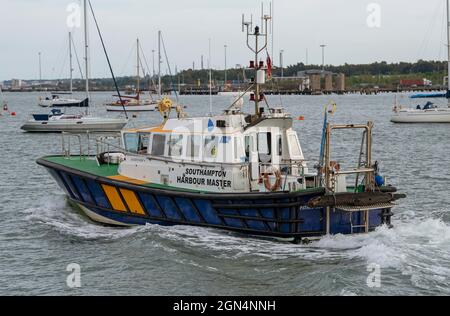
[218,91,251,97]
[37,10,404,242]
[38,32,87,108]
[21,1,128,133]
[38,94,88,108]
[391,100,450,123]
[21,109,127,133]
[410,92,448,99]
[392,0,450,123]
[105,39,157,112]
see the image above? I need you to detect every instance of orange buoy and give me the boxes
[296,116,305,121]
[11,112,16,116]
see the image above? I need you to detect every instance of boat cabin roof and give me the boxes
[120,111,304,165]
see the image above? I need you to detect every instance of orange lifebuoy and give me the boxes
[262,166,282,192]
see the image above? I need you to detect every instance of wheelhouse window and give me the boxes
[187,135,201,159]
[151,134,166,156]
[234,137,243,161]
[168,134,184,157]
[258,132,272,163]
[277,135,282,156]
[204,136,218,159]
[138,133,151,154]
[244,135,253,161]
[124,133,139,153]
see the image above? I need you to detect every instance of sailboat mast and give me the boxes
[69,32,73,94]
[84,0,90,115]
[136,38,140,98]
[158,31,162,97]
[447,0,450,105]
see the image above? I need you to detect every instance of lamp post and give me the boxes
[152,49,156,78]
[320,44,326,73]
[224,44,228,85]
[38,52,42,83]
[280,49,284,77]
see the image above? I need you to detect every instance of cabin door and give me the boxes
[245,134,259,181]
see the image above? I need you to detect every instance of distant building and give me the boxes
[11,79,23,89]
[310,74,321,92]
[324,74,333,91]
[335,73,346,91]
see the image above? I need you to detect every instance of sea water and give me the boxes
[0,92,449,295]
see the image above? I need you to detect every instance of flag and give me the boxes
[266,55,272,79]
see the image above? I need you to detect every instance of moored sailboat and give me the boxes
[105,38,157,112]
[38,32,87,108]
[21,1,128,133]
[391,0,450,123]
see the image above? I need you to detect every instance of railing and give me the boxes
[322,122,375,192]
[61,131,122,160]
[61,133,83,160]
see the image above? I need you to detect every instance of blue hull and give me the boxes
[38,159,392,239]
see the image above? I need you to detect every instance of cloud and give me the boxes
[0,0,447,80]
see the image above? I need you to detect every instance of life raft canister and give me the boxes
[262,166,282,192]
[158,97,172,114]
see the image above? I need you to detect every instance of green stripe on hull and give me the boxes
[44,156,119,177]
[41,156,204,193]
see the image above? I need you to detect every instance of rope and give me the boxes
[87,0,128,119]
[160,33,179,104]
[71,33,84,79]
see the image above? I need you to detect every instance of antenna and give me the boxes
[208,38,213,116]
[242,6,272,117]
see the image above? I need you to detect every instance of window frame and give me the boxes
[123,132,139,153]
[168,134,184,158]
[187,134,202,160]
[204,135,219,160]
[150,133,167,157]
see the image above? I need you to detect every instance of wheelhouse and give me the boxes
[118,112,311,193]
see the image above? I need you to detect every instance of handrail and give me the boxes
[61,132,83,160]
[336,168,375,176]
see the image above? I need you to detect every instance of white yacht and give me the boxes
[22,2,128,133]
[105,39,157,112]
[38,33,86,108]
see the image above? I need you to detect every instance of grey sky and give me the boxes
[0,0,448,81]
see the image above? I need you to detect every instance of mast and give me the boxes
[209,38,212,116]
[158,30,162,98]
[447,0,450,105]
[83,0,90,114]
[242,10,270,117]
[38,52,42,90]
[136,38,140,99]
[69,32,73,94]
